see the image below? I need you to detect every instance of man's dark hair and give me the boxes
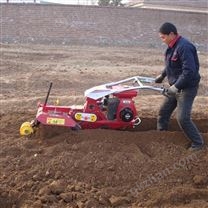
[159,22,178,35]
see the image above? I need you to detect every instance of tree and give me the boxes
[98,0,123,6]
[98,0,111,6]
[111,0,122,6]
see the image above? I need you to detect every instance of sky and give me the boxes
[0,0,130,5]
[0,0,95,4]
[0,0,127,4]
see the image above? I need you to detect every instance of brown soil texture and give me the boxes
[0,44,208,208]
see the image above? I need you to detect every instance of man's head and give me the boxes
[159,22,178,45]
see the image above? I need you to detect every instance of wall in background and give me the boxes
[1,4,208,51]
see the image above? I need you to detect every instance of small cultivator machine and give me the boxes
[20,76,163,136]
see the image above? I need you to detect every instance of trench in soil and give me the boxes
[1,113,207,136]
[134,117,208,133]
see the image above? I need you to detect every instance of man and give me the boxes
[155,22,204,151]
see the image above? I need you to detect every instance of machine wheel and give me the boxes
[20,122,34,136]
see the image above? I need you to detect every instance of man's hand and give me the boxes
[155,74,165,83]
[163,85,179,97]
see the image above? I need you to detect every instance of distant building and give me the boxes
[128,0,208,9]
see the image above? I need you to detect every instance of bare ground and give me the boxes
[0,44,208,208]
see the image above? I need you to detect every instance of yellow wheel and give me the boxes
[20,122,34,136]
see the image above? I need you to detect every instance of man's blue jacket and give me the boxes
[161,36,201,90]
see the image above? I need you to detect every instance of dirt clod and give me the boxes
[49,180,66,195]
[193,175,208,187]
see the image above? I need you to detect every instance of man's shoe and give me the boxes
[188,145,204,152]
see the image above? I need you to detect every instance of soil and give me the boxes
[0,43,208,208]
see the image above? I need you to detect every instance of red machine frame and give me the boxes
[34,76,163,130]
[20,76,164,136]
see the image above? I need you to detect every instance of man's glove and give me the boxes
[163,85,179,97]
[155,74,165,83]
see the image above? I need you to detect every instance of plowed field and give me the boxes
[0,44,208,208]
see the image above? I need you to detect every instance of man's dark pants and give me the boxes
[157,86,204,148]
